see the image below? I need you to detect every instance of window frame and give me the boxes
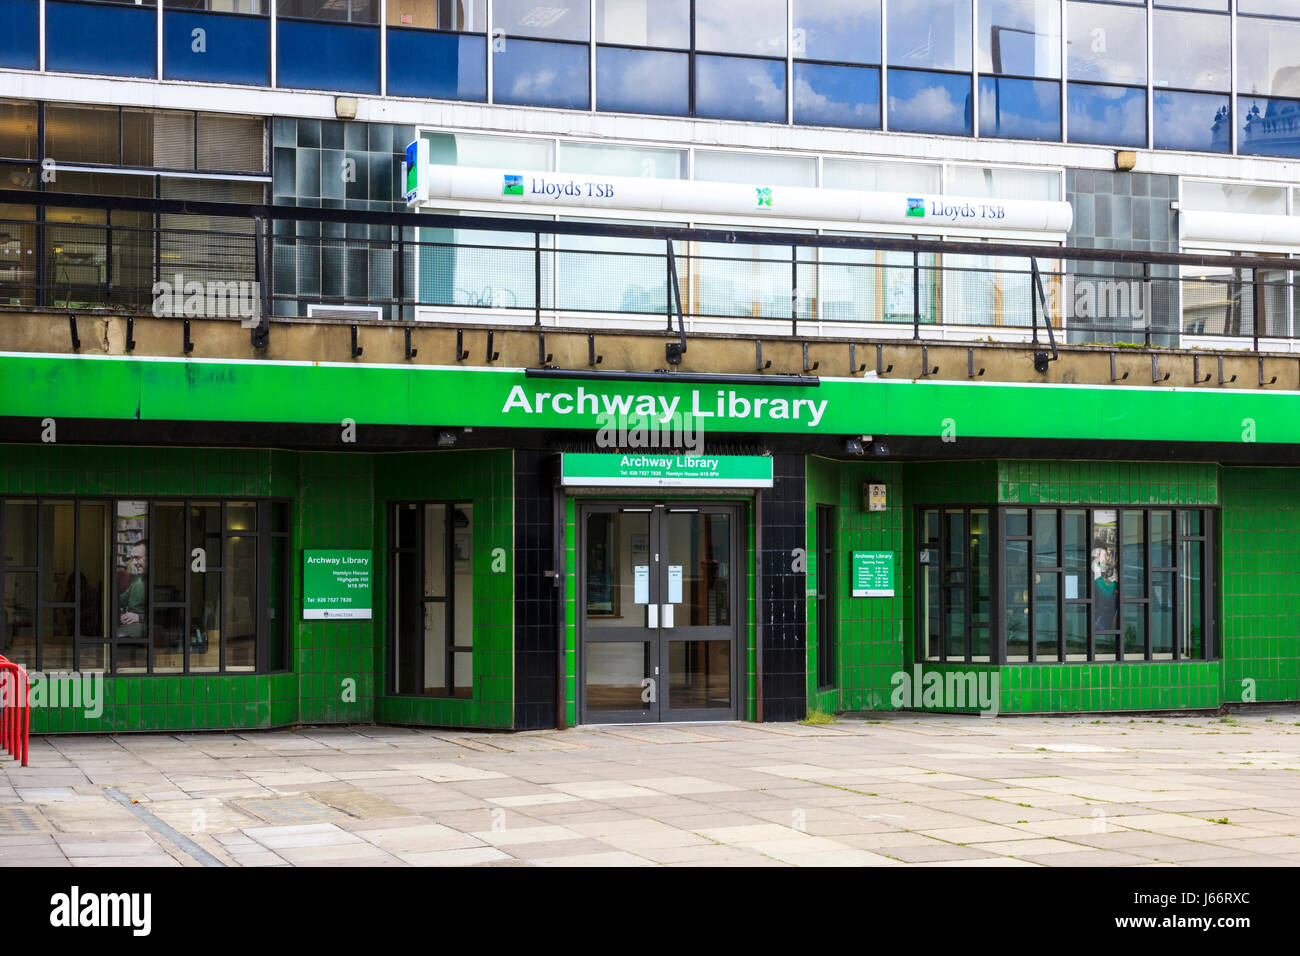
[387,499,474,698]
[814,503,835,689]
[916,502,1217,665]
[0,495,290,676]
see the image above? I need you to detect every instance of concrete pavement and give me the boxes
[3,710,1300,867]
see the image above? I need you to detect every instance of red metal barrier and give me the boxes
[0,656,29,767]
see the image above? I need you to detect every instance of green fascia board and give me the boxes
[3,354,1298,446]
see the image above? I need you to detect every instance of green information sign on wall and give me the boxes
[561,453,774,488]
[303,550,373,620]
[852,551,895,598]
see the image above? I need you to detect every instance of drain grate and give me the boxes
[229,796,353,826]
[0,805,51,834]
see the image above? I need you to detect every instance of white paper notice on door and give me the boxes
[634,565,649,604]
[1065,575,1079,600]
[668,565,683,604]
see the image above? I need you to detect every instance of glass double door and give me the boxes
[579,502,740,723]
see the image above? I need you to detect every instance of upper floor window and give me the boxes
[278,0,377,22]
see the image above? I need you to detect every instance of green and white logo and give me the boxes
[503,174,524,196]
[756,186,773,208]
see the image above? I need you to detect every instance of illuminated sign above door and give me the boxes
[561,453,774,489]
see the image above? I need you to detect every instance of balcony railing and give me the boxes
[2,189,1298,354]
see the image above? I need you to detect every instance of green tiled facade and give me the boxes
[808,457,1293,717]
[371,450,515,729]
[1220,468,1300,705]
[3,444,516,734]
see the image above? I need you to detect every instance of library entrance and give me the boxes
[578,502,742,724]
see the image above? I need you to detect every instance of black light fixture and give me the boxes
[437,430,457,448]
[843,437,864,456]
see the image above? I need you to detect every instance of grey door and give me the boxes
[578,502,740,724]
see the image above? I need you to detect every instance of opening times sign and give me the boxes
[303,550,373,620]
[852,551,895,598]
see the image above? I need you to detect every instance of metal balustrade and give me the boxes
[3,189,1300,355]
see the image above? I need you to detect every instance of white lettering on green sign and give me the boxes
[852,551,895,598]
[501,385,827,428]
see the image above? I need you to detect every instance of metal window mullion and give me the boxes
[486,0,494,103]
[181,498,190,675]
[1059,0,1067,143]
[589,0,596,112]
[445,502,455,696]
[971,0,980,139]
[1230,4,1237,155]
[1086,507,1095,662]
[1056,509,1064,662]
[1172,509,1181,662]
[1146,2,1154,148]
[218,501,226,674]
[880,0,888,131]
[1144,509,1152,662]
[145,500,154,676]
[786,0,793,124]
[72,499,81,668]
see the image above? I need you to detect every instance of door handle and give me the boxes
[661,604,674,629]
[648,603,658,628]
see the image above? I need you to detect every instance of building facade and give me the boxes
[2,0,1300,733]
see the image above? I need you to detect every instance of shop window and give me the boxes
[924,505,1212,664]
[0,498,289,675]
[815,505,836,688]
[390,502,474,698]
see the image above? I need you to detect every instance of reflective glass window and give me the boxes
[596,47,689,115]
[888,69,973,135]
[493,38,590,109]
[1154,90,1230,152]
[888,0,972,72]
[1237,18,1300,99]
[596,0,688,48]
[978,75,1060,140]
[694,55,787,123]
[386,0,484,30]
[1153,10,1229,92]
[494,0,589,40]
[977,0,1060,78]
[1068,83,1146,147]
[794,63,881,129]
[1066,0,1146,85]
[794,0,881,64]
[278,0,378,22]
[696,0,787,56]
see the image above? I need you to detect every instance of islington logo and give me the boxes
[906,198,926,217]
[503,174,523,196]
